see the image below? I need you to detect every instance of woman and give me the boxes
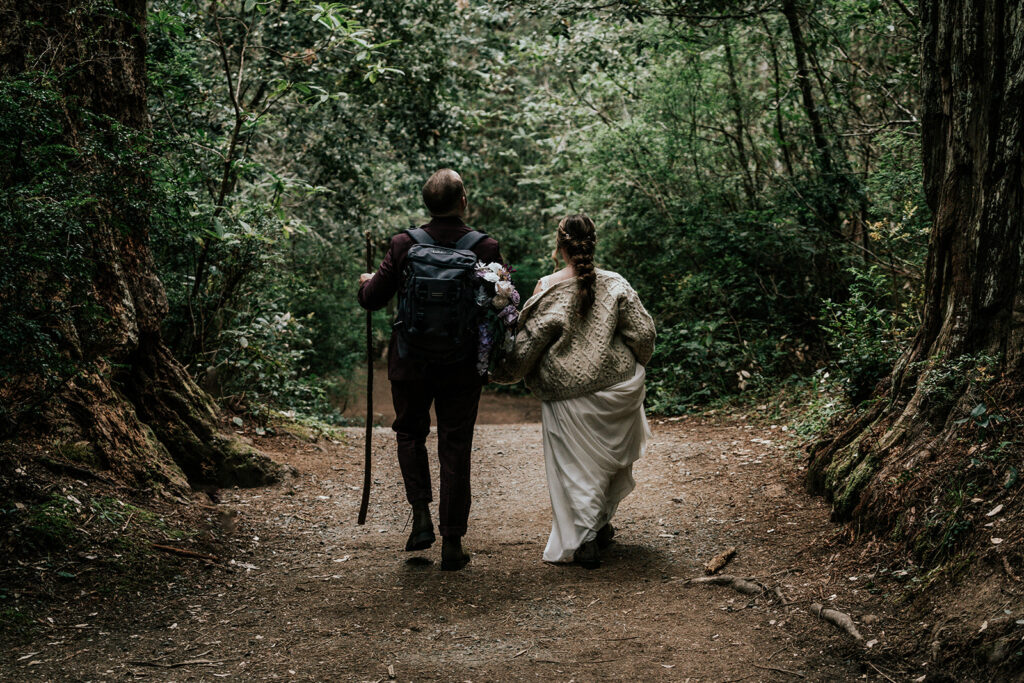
[494,214,655,569]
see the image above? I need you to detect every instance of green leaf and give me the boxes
[1004,467,1019,489]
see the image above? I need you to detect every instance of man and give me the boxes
[358,169,502,571]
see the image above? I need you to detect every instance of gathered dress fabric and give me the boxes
[541,362,651,562]
[494,271,656,562]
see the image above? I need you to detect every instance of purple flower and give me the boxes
[510,289,520,306]
[500,304,519,326]
[477,322,494,375]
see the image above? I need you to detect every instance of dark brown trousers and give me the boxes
[390,379,482,538]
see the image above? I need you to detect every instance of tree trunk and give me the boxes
[780,0,834,180]
[0,0,281,490]
[723,38,758,204]
[807,0,1024,532]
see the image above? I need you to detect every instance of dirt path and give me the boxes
[339,363,543,425]
[4,415,909,681]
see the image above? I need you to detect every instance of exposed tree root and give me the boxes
[687,574,765,595]
[771,585,793,605]
[810,603,864,644]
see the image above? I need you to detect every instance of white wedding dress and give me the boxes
[536,275,651,563]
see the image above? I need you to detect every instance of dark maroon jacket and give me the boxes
[358,215,503,383]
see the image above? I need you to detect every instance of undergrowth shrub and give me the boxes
[604,201,842,413]
[821,267,915,404]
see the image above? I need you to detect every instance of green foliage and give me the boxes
[788,371,853,442]
[916,353,998,406]
[4,0,935,424]
[465,5,922,410]
[146,0,428,420]
[821,267,913,403]
[0,75,148,433]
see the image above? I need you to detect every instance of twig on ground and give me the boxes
[127,658,228,669]
[810,603,864,643]
[868,661,898,683]
[753,663,806,678]
[150,544,219,562]
[531,658,621,665]
[1002,555,1021,582]
[705,546,737,574]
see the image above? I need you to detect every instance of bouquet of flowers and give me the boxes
[474,261,520,376]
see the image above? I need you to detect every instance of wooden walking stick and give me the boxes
[358,230,373,525]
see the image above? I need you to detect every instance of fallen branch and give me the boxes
[150,544,219,562]
[810,603,864,643]
[704,546,737,574]
[128,658,228,669]
[687,574,764,595]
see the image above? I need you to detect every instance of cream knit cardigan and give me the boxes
[493,269,656,401]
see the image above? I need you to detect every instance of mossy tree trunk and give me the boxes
[0,0,281,491]
[808,0,1023,527]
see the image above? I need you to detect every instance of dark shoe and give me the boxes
[440,536,471,571]
[596,523,615,549]
[574,539,601,569]
[405,502,435,551]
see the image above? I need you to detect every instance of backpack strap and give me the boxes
[406,227,435,245]
[454,230,488,251]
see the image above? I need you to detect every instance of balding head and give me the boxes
[422,169,466,216]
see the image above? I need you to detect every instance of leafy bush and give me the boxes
[602,199,842,411]
[821,267,915,403]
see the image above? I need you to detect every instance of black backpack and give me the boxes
[394,227,488,363]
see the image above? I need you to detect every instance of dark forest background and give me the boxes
[3,0,926,427]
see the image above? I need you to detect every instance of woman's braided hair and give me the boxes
[557,213,597,316]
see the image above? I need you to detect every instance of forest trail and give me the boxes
[5,414,906,682]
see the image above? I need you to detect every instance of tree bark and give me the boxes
[0,0,281,490]
[807,0,1024,530]
[780,0,835,180]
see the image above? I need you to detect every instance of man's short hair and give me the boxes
[422,169,465,216]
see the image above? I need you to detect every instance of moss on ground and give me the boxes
[217,436,287,487]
